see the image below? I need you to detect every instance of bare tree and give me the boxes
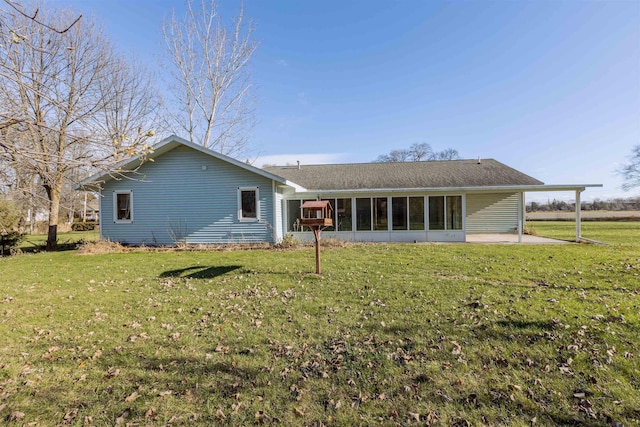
[0,1,82,127]
[0,5,158,249]
[162,0,257,156]
[93,54,165,162]
[375,143,460,162]
[432,147,461,161]
[620,144,640,191]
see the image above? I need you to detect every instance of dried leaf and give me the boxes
[124,391,139,402]
[63,408,78,423]
[408,412,420,422]
[115,409,129,425]
[105,367,120,378]
[215,344,229,353]
[451,341,463,355]
[9,411,25,421]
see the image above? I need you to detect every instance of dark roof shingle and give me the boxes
[263,159,543,190]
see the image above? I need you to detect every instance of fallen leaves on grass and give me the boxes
[8,411,25,422]
[105,367,120,379]
[115,409,130,425]
[124,391,140,402]
[62,408,78,424]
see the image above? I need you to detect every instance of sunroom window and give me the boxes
[392,197,407,231]
[429,196,445,230]
[447,196,463,230]
[356,198,372,231]
[409,197,425,230]
[336,198,352,231]
[429,195,462,230]
[373,197,388,231]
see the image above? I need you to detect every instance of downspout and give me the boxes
[272,180,278,243]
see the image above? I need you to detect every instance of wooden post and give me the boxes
[299,200,332,274]
[313,227,321,274]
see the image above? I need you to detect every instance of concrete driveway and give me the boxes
[466,234,570,244]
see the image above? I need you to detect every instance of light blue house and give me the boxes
[78,136,299,245]
[78,135,600,245]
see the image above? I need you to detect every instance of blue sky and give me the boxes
[61,0,639,201]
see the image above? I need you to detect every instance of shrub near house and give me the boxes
[0,197,23,255]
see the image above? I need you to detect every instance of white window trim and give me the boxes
[113,190,133,224]
[237,187,260,222]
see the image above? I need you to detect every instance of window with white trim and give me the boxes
[238,187,259,221]
[113,190,133,223]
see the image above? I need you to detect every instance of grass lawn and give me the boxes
[18,230,99,252]
[0,222,638,426]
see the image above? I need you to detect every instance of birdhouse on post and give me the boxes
[300,200,333,274]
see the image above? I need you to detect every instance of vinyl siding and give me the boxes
[466,193,519,233]
[101,145,275,245]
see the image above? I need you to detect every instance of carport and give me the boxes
[516,184,603,243]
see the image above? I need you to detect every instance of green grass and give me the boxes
[0,222,639,426]
[529,220,640,245]
[18,230,99,252]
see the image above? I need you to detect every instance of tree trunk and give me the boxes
[44,184,61,250]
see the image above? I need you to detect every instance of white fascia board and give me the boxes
[518,184,602,192]
[282,180,308,192]
[290,184,603,195]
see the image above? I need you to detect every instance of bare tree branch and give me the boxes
[2,0,82,33]
[162,0,257,155]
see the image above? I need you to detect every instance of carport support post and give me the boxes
[518,192,525,243]
[575,189,582,243]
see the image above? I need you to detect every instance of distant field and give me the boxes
[527,210,640,221]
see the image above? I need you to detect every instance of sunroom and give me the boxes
[283,193,465,242]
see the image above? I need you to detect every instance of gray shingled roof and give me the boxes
[263,159,543,191]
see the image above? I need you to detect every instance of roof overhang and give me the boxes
[75,135,290,191]
[289,184,603,195]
